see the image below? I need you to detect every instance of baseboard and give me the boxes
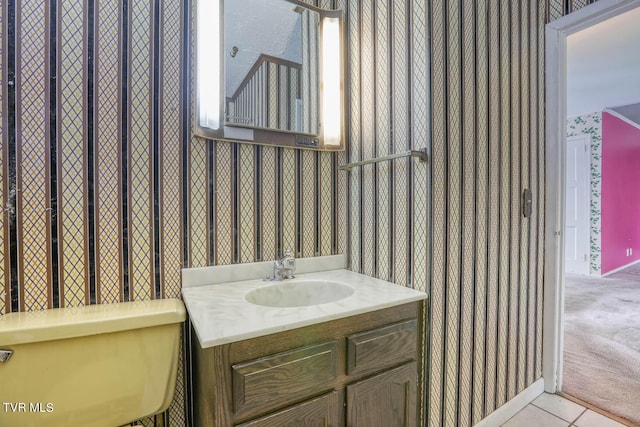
[602,259,640,277]
[474,378,544,427]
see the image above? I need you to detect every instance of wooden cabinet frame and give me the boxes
[191,301,425,426]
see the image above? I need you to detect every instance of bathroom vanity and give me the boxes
[182,256,427,427]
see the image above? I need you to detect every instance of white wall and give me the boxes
[567,6,640,117]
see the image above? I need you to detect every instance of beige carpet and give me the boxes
[563,263,640,426]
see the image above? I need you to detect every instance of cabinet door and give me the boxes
[346,362,417,427]
[236,391,344,427]
[232,341,338,416]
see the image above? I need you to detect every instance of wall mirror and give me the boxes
[195,0,345,151]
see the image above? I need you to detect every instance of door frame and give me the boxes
[544,0,640,393]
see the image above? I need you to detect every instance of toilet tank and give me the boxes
[0,299,186,427]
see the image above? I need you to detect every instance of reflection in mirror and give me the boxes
[225,0,320,135]
[195,0,344,151]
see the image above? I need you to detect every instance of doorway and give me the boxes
[545,0,640,423]
[543,0,640,418]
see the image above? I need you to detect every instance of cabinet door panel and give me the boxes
[346,362,417,427]
[232,341,338,414]
[236,391,344,427]
[347,319,417,376]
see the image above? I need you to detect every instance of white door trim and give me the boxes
[544,0,640,393]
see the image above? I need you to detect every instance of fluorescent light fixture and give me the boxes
[197,0,221,130]
[321,16,341,147]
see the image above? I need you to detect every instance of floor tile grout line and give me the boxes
[530,401,586,424]
[564,407,588,426]
[571,408,588,425]
[511,404,570,426]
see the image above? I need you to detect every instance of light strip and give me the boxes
[197,0,221,130]
[321,16,341,146]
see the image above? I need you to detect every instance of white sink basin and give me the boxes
[246,280,354,307]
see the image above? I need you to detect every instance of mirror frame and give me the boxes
[194,0,345,151]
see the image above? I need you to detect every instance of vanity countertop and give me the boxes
[182,263,427,348]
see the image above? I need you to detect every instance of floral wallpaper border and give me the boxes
[567,112,602,275]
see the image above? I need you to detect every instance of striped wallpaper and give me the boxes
[0,0,187,425]
[186,0,342,270]
[0,0,599,426]
[342,0,599,426]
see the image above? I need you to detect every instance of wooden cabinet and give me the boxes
[192,301,424,427]
[236,391,344,427]
[346,363,417,427]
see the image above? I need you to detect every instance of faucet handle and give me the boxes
[287,256,296,270]
[282,250,295,273]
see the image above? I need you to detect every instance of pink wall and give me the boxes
[601,112,640,274]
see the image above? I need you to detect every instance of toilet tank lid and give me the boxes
[0,299,186,346]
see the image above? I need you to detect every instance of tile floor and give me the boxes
[503,393,628,427]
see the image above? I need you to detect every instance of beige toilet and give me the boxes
[0,298,186,427]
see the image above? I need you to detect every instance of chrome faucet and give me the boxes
[266,250,296,281]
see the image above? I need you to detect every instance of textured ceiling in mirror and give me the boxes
[225,0,303,95]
